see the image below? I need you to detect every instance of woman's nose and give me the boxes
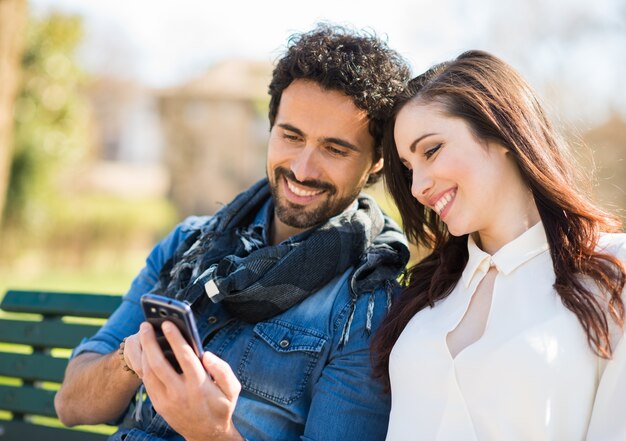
[411,170,434,203]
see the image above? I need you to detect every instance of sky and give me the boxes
[29,0,626,127]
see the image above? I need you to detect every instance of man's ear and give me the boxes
[370,157,384,174]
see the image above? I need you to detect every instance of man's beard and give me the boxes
[268,167,361,229]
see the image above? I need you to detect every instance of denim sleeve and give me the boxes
[71,216,208,359]
[302,286,391,441]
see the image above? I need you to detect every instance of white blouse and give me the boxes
[387,223,626,441]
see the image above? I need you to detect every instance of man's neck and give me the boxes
[269,214,307,246]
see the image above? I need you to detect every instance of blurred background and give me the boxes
[0,0,624,296]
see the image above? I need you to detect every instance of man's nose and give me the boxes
[290,146,321,183]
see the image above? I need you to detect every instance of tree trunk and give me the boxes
[0,0,26,222]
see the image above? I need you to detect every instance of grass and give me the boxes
[0,248,149,301]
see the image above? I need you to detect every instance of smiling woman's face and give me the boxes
[394,100,530,245]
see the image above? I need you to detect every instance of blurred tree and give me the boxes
[3,12,90,231]
[0,0,27,221]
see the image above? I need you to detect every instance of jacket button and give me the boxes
[207,316,218,324]
[279,339,290,348]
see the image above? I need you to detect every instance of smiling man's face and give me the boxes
[266,79,382,243]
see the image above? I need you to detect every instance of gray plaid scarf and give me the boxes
[154,179,409,344]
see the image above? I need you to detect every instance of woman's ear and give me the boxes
[487,140,510,157]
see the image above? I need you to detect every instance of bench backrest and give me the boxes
[0,289,122,440]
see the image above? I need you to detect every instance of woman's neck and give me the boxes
[473,190,541,255]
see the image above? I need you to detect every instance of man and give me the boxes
[55,24,410,441]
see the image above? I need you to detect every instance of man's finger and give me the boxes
[202,351,241,401]
[124,333,144,378]
[139,321,178,386]
[161,321,205,382]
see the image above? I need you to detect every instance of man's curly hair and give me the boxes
[268,24,410,185]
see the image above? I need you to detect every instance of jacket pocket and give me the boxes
[238,320,327,405]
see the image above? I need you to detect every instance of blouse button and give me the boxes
[279,339,290,348]
[207,316,218,324]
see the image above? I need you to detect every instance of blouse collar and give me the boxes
[462,222,549,288]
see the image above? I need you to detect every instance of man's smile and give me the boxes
[284,176,325,198]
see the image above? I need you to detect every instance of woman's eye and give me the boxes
[424,143,442,159]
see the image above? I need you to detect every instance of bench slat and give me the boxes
[0,353,67,383]
[0,319,102,349]
[1,290,121,318]
[0,419,110,441]
[0,290,121,439]
[0,385,56,418]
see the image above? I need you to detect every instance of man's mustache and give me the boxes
[274,167,336,194]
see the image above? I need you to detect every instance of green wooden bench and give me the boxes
[0,289,122,440]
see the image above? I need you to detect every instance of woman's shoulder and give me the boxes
[597,232,626,263]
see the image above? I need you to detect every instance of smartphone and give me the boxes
[140,293,204,374]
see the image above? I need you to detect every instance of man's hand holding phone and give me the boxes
[138,319,244,441]
[117,294,204,378]
[119,332,143,377]
[140,294,204,373]
[124,294,243,440]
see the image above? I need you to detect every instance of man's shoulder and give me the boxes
[168,215,215,244]
[321,265,401,306]
[324,269,398,325]
[178,215,214,233]
[149,215,214,264]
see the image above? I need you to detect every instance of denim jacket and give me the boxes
[72,203,395,441]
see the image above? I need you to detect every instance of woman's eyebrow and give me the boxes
[410,133,437,152]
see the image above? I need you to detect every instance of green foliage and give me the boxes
[1,5,178,280]
[5,12,89,227]
[0,12,180,295]
[0,194,178,294]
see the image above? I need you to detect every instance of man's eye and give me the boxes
[284,134,300,141]
[327,146,348,156]
[424,143,442,159]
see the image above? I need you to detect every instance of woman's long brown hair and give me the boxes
[372,50,626,391]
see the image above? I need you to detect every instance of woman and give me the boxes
[373,50,626,441]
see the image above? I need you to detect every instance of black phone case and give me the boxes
[140,294,204,374]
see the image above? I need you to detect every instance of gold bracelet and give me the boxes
[118,337,137,375]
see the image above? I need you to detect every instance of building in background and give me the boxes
[81,59,272,214]
[83,76,169,199]
[89,75,164,165]
[158,59,272,216]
